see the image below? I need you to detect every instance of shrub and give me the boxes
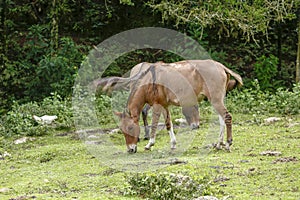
[124,172,211,199]
[0,93,73,137]
[254,54,279,91]
[226,81,300,115]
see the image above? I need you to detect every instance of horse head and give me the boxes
[114,111,140,153]
[182,105,200,129]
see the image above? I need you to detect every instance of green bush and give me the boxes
[124,172,211,199]
[226,81,300,115]
[0,93,73,137]
[254,54,279,91]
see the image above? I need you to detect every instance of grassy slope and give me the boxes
[0,114,299,200]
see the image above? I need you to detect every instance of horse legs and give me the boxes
[145,104,161,150]
[163,107,177,150]
[216,115,225,150]
[211,100,232,151]
[142,104,151,140]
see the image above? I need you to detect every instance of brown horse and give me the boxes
[115,60,243,153]
[140,78,238,139]
[94,69,200,140]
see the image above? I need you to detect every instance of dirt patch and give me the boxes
[273,156,298,164]
[10,196,37,200]
[213,175,230,183]
[260,150,282,156]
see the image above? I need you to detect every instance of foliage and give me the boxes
[254,54,279,90]
[0,0,299,113]
[96,94,115,126]
[0,93,73,137]
[226,81,300,115]
[147,0,298,41]
[124,172,211,199]
[23,34,83,101]
[0,24,84,110]
[104,49,183,77]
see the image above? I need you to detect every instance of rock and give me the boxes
[14,137,35,144]
[0,151,11,159]
[109,128,120,134]
[260,150,282,156]
[287,122,300,128]
[87,135,98,139]
[194,196,219,200]
[213,176,230,183]
[0,187,10,193]
[175,118,187,125]
[33,115,57,124]
[264,117,281,124]
[273,156,298,163]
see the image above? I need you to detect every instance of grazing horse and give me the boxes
[115,59,243,153]
[140,79,239,139]
[94,68,200,140]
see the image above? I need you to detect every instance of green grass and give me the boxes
[0,114,299,199]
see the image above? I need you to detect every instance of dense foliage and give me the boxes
[0,0,299,114]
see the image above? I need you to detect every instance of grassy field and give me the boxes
[0,113,299,200]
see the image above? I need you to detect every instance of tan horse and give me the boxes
[115,59,243,153]
[94,68,200,140]
[140,79,238,140]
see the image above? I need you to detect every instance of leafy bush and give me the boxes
[0,93,73,137]
[226,80,300,115]
[24,37,83,101]
[96,94,115,125]
[254,54,279,91]
[0,101,49,137]
[124,172,211,199]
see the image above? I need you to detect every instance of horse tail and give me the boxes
[93,76,126,95]
[221,65,243,90]
[93,63,155,94]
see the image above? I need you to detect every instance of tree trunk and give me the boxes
[296,18,300,83]
[50,0,59,54]
[277,22,282,75]
[0,0,6,66]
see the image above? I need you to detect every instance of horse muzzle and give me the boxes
[190,123,200,130]
[127,144,137,153]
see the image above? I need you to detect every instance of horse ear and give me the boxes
[114,111,123,119]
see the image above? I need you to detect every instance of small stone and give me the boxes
[194,196,219,200]
[264,117,281,124]
[0,187,10,193]
[14,137,28,144]
[109,128,120,134]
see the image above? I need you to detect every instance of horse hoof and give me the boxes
[227,139,233,146]
[215,143,222,150]
[225,143,231,152]
[144,146,151,151]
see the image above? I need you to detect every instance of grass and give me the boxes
[0,113,299,199]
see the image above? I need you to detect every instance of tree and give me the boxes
[148,0,300,82]
[0,0,6,66]
[296,9,300,83]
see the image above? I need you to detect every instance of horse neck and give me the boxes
[127,91,146,123]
